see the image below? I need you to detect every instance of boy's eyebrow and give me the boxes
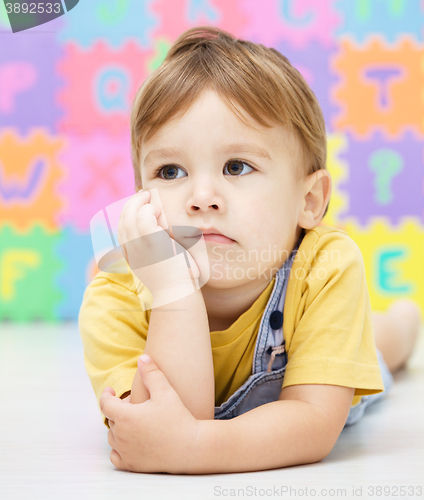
[143,143,272,167]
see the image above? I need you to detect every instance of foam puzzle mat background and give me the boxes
[0,0,423,321]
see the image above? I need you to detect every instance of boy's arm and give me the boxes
[192,383,355,474]
[130,287,215,421]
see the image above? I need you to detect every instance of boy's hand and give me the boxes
[118,189,201,307]
[100,354,202,474]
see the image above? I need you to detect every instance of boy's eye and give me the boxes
[155,159,255,180]
[157,164,186,180]
[224,160,254,176]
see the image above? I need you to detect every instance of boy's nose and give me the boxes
[191,203,219,211]
[187,182,224,212]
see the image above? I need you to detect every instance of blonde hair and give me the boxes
[130,26,328,214]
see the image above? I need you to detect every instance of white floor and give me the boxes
[1,323,423,500]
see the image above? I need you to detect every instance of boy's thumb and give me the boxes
[137,354,171,399]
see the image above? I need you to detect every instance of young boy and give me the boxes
[79,26,421,474]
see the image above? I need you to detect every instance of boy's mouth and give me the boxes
[183,226,236,244]
[202,234,235,244]
[199,227,235,244]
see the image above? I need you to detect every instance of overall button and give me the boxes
[269,310,283,330]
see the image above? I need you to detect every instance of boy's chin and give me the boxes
[201,272,266,290]
[201,275,243,289]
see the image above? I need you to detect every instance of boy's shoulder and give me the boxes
[295,224,364,271]
[302,223,350,243]
[285,224,367,318]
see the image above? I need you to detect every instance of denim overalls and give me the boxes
[213,234,394,428]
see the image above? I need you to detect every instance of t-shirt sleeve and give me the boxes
[78,270,151,427]
[282,230,384,398]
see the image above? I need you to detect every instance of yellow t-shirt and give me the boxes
[79,225,384,428]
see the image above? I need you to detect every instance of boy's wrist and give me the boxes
[150,279,199,309]
[129,245,202,307]
[189,418,232,474]
[150,284,205,312]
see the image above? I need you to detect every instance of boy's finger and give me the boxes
[123,206,165,267]
[149,188,169,230]
[110,448,126,471]
[122,205,159,243]
[123,197,163,243]
[100,388,125,422]
[137,355,176,402]
[118,192,147,244]
[133,204,162,238]
[121,190,150,218]
[107,427,117,448]
[119,190,150,219]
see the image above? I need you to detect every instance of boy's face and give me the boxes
[139,88,307,290]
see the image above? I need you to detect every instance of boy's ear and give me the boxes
[297,169,332,229]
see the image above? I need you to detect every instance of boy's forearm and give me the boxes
[131,288,215,420]
[192,400,335,474]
